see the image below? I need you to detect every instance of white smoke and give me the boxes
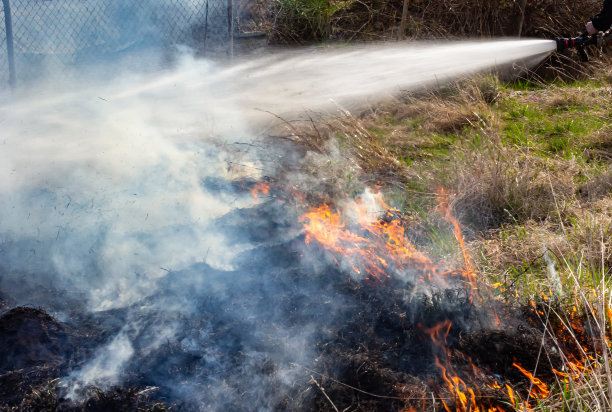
[0,55,259,311]
[64,330,135,398]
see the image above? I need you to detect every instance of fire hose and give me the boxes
[555,30,612,61]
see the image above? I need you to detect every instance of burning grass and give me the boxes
[256,64,612,410]
[295,189,572,411]
[0,140,599,411]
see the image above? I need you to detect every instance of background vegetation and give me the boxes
[255,0,601,42]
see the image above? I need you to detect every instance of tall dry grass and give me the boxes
[531,217,612,411]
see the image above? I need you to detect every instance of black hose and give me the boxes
[555,31,597,61]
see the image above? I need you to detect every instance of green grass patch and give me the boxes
[500,96,607,158]
[504,78,544,91]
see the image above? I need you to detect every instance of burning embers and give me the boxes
[296,189,598,411]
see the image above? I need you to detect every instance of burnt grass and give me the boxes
[0,187,569,411]
[0,258,564,410]
[0,288,562,411]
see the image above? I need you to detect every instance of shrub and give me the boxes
[266,0,601,42]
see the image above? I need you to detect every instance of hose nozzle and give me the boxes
[555,37,579,52]
[555,32,596,61]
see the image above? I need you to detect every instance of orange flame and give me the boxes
[437,189,501,325]
[437,189,479,298]
[505,384,517,408]
[421,321,476,411]
[512,363,550,399]
[298,189,566,410]
[300,196,435,281]
[251,181,271,199]
[421,321,514,412]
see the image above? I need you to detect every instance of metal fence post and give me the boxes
[517,0,527,37]
[399,0,409,39]
[2,0,16,87]
[227,0,233,59]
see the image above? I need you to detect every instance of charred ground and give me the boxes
[0,183,578,410]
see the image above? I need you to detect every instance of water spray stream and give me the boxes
[223,39,556,117]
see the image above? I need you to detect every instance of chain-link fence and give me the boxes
[1,0,242,88]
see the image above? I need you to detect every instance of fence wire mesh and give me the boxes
[1,0,236,87]
[0,3,7,86]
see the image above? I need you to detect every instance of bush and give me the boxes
[266,0,602,42]
[269,0,353,42]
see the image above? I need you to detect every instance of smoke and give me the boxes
[0,40,555,408]
[0,56,255,312]
[65,329,135,397]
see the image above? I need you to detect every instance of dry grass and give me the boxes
[539,240,612,411]
[474,208,612,283]
[451,142,580,229]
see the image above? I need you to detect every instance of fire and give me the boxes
[512,363,550,399]
[302,204,367,249]
[250,181,271,199]
[437,189,501,325]
[421,321,478,412]
[505,385,520,410]
[299,195,435,281]
[300,191,521,409]
[297,188,597,410]
[299,191,493,295]
[437,190,475,276]
[552,359,586,380]
[421,320,519,412]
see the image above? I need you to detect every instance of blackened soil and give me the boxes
[0,200,570,411]
[0,295,564,411]
[300,283,561,411]
[0,307,167,411]
[0,307,73,373]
